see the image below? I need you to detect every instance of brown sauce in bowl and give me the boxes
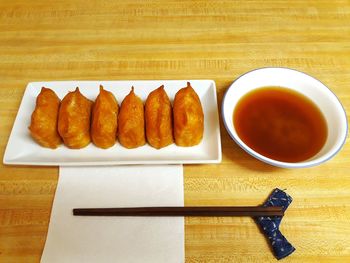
[233,87,328,162]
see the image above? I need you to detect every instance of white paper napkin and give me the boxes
[41,165,184,263]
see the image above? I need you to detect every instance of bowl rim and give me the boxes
[221,66,348,168]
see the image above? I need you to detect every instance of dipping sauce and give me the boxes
[233,87,328,162]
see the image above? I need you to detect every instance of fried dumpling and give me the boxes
[173,82,204,146]
[29,87,62,149]
[91,85,119,149]
[145,85,173,149]
[118,87,145,148]
[58,87,92,149]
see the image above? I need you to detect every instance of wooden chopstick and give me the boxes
[73,206,284,217]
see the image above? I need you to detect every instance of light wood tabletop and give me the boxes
[0,0,349,262]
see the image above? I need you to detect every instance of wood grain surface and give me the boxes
[0,0,349,262]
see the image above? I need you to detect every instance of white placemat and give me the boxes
[41,165,184,263]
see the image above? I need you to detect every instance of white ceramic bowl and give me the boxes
[222,67,348,168]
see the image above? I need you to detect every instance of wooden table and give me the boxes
[0,0,349,262]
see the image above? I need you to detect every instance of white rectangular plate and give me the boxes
[4,80,221,166]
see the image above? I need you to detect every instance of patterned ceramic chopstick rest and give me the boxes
[256,188,296,260]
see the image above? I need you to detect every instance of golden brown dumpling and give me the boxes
[173,82,204,146]
[145,85,173,149]
[91,85,119,149]
[58,87,92,149]
[118,87,145,148]
[29,87,62,149]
